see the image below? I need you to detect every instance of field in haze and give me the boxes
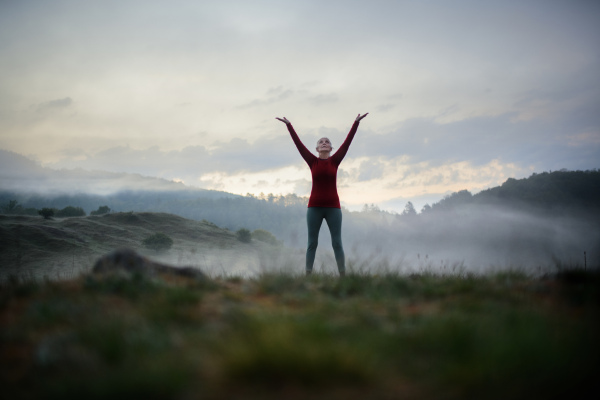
[1,209,598,399]
[2,208,597,284]
[0,212,294,282]
[1,266,598,399]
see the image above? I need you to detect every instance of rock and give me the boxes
[92,248,206,280]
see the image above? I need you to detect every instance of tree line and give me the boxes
[1,201,112,219]
[422,169,600,216]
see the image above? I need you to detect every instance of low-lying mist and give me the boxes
[335,203,598,275]
[146,203,599,277]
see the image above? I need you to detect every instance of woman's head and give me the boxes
[316,137,333,155]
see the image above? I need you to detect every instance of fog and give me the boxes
[148,202,600,277]
[313,204,599,275]
[1,150,598,278]
[1,200,597,282]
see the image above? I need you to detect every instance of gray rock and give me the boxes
[92,248,206,280]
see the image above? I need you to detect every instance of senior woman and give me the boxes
[276,113,368,276]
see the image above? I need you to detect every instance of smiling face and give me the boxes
[316,137,333,154]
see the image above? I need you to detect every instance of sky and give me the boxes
[1,0,599,212]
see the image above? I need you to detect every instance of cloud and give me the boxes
[377,104,395,112]
[357,159,385,182]
[47,132,302,182]
[238,88,294,109]
[308,93,338,106]
[349,111,600,172]
[32,97,73,112]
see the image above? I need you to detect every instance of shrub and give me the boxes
[56,206,86,217]
[142,232,174,252]
[251,229,280,245]
[38,208,55,219]
[91,205,111,215]
[236,228,251,243]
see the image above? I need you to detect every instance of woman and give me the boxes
[276,113,368,276]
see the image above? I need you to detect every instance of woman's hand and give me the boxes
[276,117,291,125]
[356,113,369,122]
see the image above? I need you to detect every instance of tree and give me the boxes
[142,232,174,252]
[91,205,111,215]
[402,201,417,217]
[38,208,55,219]
[362,203,381,213]
[236,228,252,243]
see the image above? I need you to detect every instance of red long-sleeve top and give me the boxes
[287,120,360,208]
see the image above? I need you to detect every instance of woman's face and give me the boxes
[316,137,332,153]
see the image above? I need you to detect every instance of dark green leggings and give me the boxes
[306,207,345,275]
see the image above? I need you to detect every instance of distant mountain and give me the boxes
[0,149,44,175]
[0,148,233,198]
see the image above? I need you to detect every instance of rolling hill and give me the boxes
[0,212,292,282]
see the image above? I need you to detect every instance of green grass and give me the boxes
[1,269,598,399]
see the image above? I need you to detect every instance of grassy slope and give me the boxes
[1,270,598,400]
[0,212,288,281]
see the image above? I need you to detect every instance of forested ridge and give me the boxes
[429,169,600,214]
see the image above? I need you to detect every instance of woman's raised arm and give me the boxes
[277,117,316,166]
[331,113,368,165]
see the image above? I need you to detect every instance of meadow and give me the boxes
[1,211,598,398]
[1,266,598,399]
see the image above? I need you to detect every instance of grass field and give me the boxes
[1,267,598,399]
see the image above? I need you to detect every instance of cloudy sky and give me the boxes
[1,0,598,212]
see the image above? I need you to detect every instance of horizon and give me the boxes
[1,1,599,213]
[1,147,595,214]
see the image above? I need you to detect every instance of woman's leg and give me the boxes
[306,207,325,274]
[324,208,345,276]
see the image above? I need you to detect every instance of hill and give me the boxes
[428,169,600,215]
[0,212,291,282]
